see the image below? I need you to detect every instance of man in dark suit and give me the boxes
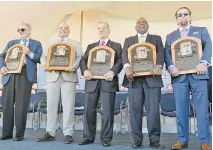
[165,7,211,150]
[0,23,42,141]
[122,17,164,149]
[79,21,122,147]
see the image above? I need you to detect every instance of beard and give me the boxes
[180,20,189,27]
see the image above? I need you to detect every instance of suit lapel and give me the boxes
[188,26,195,36]
[174,29,181,40]
[132,35,138,44]
[106,39,112,47]
[145,33,152,43]
[28,38,33,51]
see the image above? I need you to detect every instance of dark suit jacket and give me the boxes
[80,40,123,92]
[0,39,43,85]
[122,34,164,88]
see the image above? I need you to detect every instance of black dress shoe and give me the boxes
[36,133,55,142]
[102,139,111,147]
[78,138,93,145]
[132,140,142,149]
[150,141,166,149]
[0,136,13,140]
[64,135,73,144]
[13,136,24,141]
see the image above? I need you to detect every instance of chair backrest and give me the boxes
[75,92,85,107]
[208,66,212,104]
[160,93,176,112]
[36,91,47,100]
[114,93,128,110]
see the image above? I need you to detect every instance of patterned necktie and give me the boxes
[182,29,188,37]
[100,40,105,46]
[23,39,27,46]
[60,38,65,42]
[139,35,145,42]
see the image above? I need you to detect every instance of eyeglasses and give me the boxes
[17,28,26,32]
[177,13,189,18]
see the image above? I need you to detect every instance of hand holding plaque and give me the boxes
[169,66,180,77]
[196,63,207,75]
[0,67,8,76]
[84,70,92,80]
[104,71,114,81]
[151,65,162,76]
[125,66,134,81]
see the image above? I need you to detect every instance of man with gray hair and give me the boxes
[0,23,43,141]
[79,21,122,147]
[36,22,82,144]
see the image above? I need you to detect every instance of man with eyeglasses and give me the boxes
[165,7,212,150]
[37,22,82,144]
[0,23,43,141]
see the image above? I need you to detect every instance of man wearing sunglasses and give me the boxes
[0,23,43,141]
[165,7,212,150]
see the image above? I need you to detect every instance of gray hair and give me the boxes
[98,21,110,29]
[20,22,31,30]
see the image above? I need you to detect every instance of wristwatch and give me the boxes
[200,60,209,66]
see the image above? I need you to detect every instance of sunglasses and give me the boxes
[17,28,26,32]
[177,13,189,18]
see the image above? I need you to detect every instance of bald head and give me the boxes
[135,17,149,34]
[57,22,70,38]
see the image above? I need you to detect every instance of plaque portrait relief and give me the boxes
[87,46,115,79]
[171,37,202,74]
[93,50,107,63]
[134,46,149,60]
[128,42,156,76]
[179,41,193,57]
[5,44,26,73]
[46,42,74,71]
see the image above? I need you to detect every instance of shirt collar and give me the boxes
[22,38,29,41]
[137,32,148,39]
[100,38,109,45]
[179,25,191,32]
[58,37,68,42]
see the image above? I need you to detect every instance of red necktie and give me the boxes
[100,40,105,46]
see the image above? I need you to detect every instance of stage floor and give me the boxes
[0,128,211,150]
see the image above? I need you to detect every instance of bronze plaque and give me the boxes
[46,42,74,71]
[5,44,26,73]
[87,46,115,79]
[171,37,202,74]
[128,42,156,76]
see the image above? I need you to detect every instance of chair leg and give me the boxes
[38,112,41,129]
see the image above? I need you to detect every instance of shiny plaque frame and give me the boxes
[87,46,115,79]
[46,42,74,71]
[128,42,156,76]
[5,44,26,73]
[171,37,202,74]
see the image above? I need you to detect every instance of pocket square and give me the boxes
[193,31,198,35]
